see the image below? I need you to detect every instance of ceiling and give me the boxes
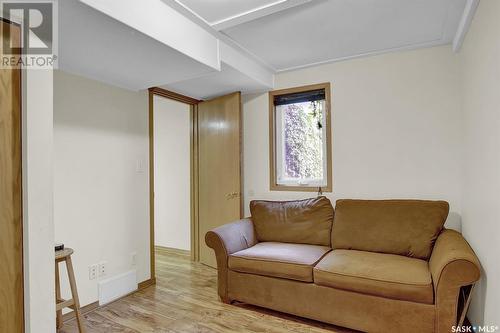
[162,63,267,100]
[177,0,281,25]
[59,0,217,91]
[58,0,476,98]
[178,0,468,72]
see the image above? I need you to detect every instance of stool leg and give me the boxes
[65,256,86,333]
[55,262,63,329]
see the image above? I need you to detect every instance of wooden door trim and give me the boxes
[148,88,200,281]
[148,90,155,281]
[238,92,243,218]
[148,87,201,105]
[190,103,200,262]
[1,18,24,333]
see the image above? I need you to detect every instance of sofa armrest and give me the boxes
[429,229,480,332]
[205,218,257,302]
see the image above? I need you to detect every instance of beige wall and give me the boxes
[244,46,463,231]
[48,6,500,324]
[153,96,191,251]
[459,0,500,325]
[54,70,150,308]
[23,69,55,333]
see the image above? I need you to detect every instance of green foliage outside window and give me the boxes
[282,101,324,180]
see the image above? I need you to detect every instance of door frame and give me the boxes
[1,16,24,333]
[148,87,201,282]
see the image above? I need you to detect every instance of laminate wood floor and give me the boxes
[59,248,355,333]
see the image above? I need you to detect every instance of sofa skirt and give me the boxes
[227,270,436,333]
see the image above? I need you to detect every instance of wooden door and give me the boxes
[197,92,242,267]
[0,20,24,333]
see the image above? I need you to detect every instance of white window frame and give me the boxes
[275,101,328,187]
[269,83,332,192]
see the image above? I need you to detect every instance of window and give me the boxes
[269,83,332,192]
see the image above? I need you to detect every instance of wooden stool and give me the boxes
[55,248,85,332]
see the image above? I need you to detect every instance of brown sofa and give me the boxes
[206,197,480,333]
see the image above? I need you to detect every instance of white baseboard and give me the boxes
[98,270,137,306]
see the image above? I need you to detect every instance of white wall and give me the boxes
[459,0,500,325]
[53,70,150,308]
[23,69,55,333]
[243,45,463,227]
[153,96,191,251]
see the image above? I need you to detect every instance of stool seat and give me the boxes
[56,248,74,261]
[55,247,85,332]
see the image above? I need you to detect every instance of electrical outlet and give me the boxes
[89,264,98,280]
[98,261,107,277]
[135,160,144,173]
[131,252,137,267]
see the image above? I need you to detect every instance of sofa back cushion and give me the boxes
[250,196,334,246]
[331,199,449,260]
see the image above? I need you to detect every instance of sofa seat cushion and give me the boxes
[229,242,331,282]
[314,250,433,304]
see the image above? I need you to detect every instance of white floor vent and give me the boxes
[98,270,137,305]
